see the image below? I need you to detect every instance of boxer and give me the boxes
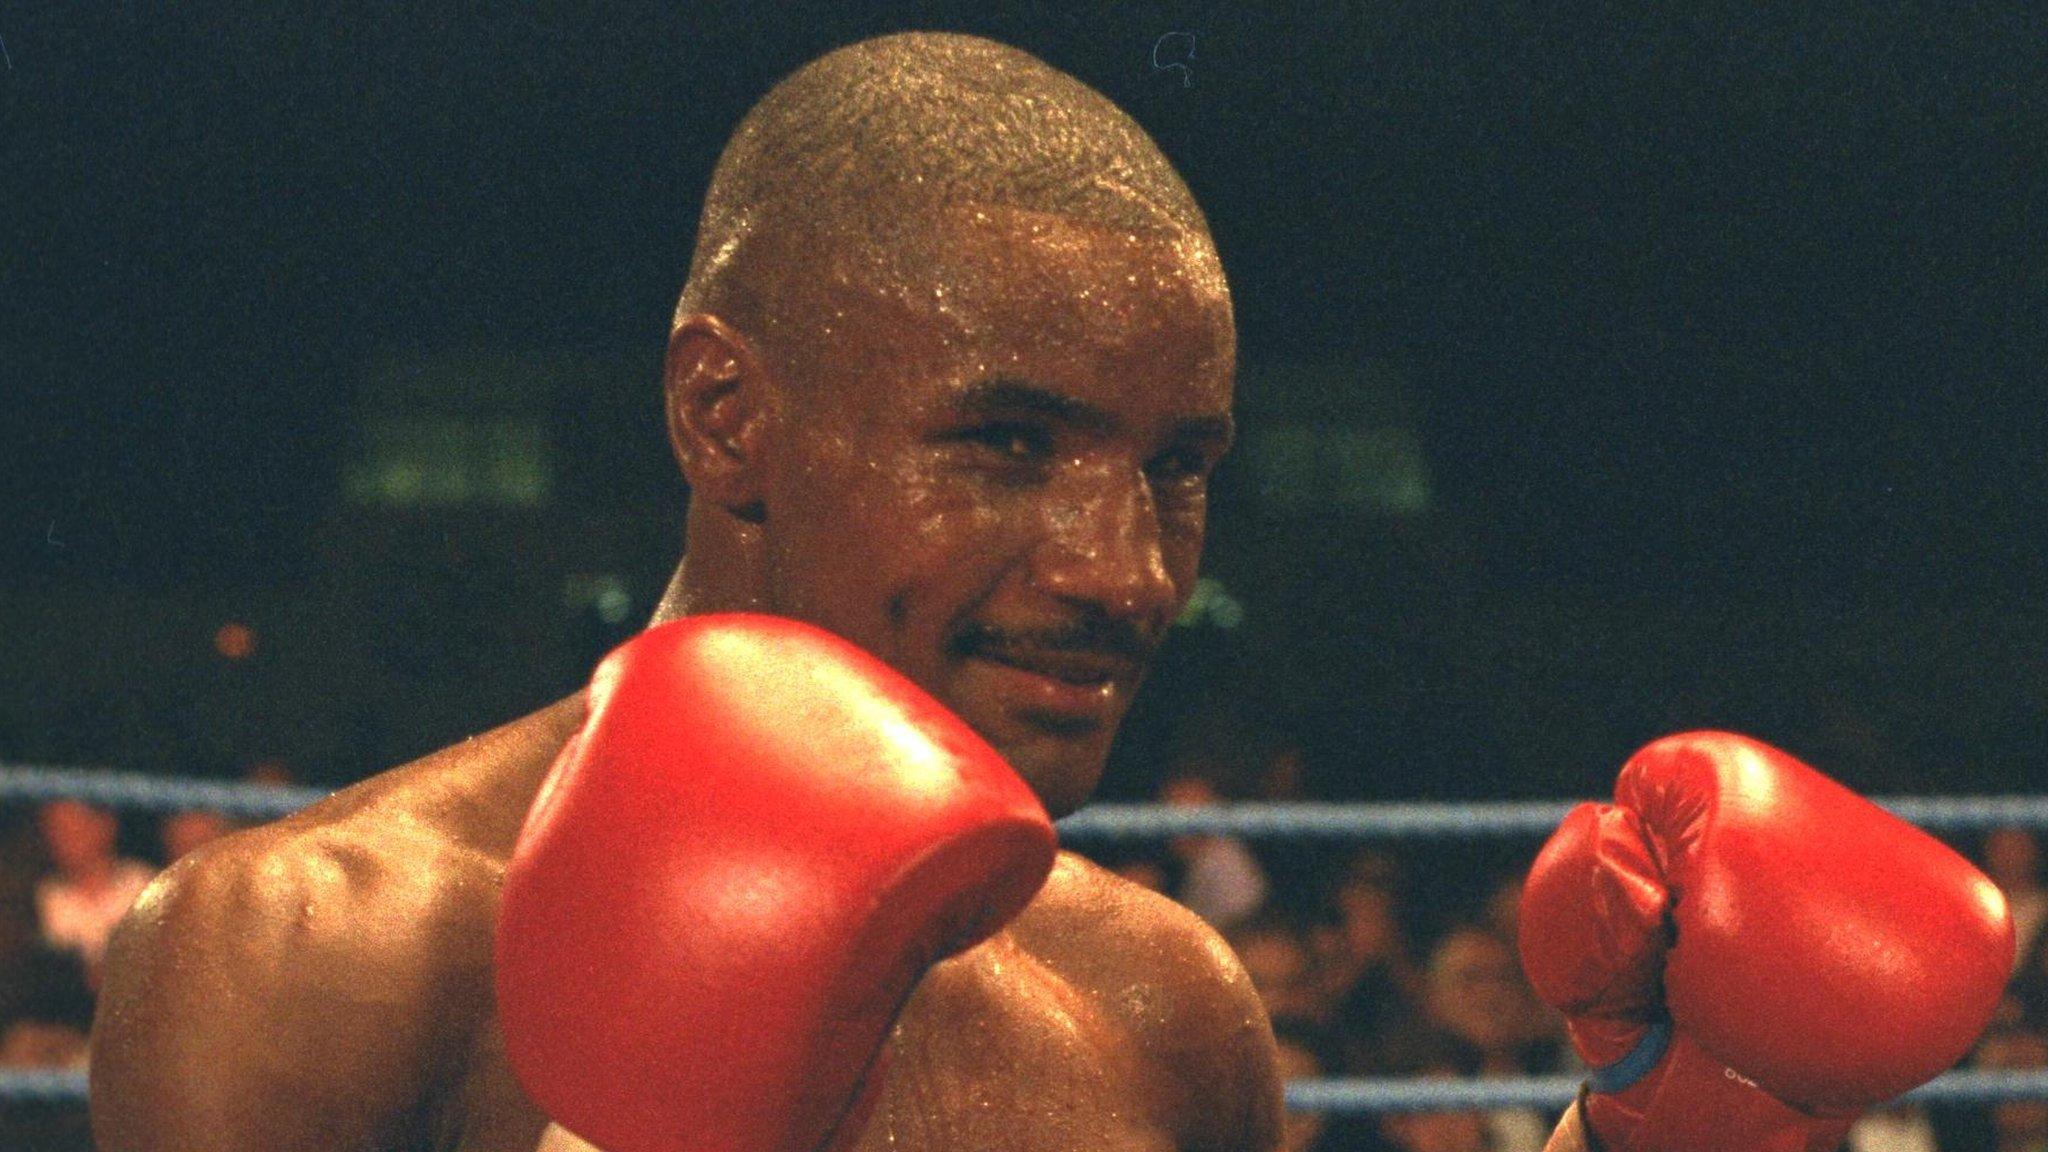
[89,31,2012,1152]
[91,32,1280,1152]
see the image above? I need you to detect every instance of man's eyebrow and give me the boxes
[954,378,1117,434]
[953,377,1235,445]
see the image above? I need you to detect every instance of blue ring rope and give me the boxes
[5,764,2047,836]
[9,1070,2048,1111]
[0,766,329,821]
[1284,1069,2048,1112]
[6,765,2047,1113]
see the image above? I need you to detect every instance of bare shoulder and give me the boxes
[1015,852,1283,1152]
[91,694,585,1152]
[1021,851,1249,987]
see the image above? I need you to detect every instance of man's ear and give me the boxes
[664,314,772,522]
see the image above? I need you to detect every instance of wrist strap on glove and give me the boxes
[1580,1027,1856,1152]
[1589,1020,1671,1095]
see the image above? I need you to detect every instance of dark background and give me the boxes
[4,3,2043,802]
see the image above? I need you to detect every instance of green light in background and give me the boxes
[344,418,554,509]
[1177,576,1245,629]
[1240,424,1431,517]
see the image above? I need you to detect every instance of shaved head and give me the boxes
[675,32,1225,371]
[657,34,1238,810]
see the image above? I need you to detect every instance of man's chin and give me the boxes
[986,721,1113,820]
[939,659,1126,816]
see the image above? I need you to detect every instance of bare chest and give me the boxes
[447,937,1181,1152]
[848,937,1180,1152]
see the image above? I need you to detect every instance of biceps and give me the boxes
[90,920,434,1151]
[91,987,421,1152]
[1160,1012,1284,1152]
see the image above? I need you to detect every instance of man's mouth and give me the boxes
[959,639,1144,729]
[971,645,1135,687]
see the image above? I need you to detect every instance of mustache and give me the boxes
[949,617,1159,666]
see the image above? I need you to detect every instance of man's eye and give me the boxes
[961,423,1054,462]
[1148,446,1213,485]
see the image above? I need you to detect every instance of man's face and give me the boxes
[1428,929,1532,1053]
[753,207,1235,817]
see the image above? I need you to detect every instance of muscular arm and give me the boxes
[1037,857,1283,1152]
[90,828,488,1152]
[1167,931,1284,1152]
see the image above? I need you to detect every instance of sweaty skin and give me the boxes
[87,169,1591,1152]
[93,698,1279,1152]
[89,208,1290,1152]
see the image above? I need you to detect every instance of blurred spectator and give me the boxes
[0,809,47,957]
[1256,741,1311,803]
[1245,738,1331,911]
[1229,912,1326,1027]
[1984,827,2047,979]
[1482,867,1572,1059]
[1973,1027,2048,1152]
[1160,773,1269,931]
[1313,849,1422,1068]
[1378,1091,1488,1152]
[2005,849,2048,1034]
[0,946,95,1152]
[1374,1029,1491,1152]
[1419,926,1551,1073]
[1271,1020,1349,1152]
[244,757,299,788]
[0,946,92,1069]
[1482,869,1525,954]
[2015,945,2048,1039]
[33,799,154,988]
[159,809,237,864]
[1374,924,1563,1152]
[1088,843,1175,895]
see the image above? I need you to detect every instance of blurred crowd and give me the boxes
[0,760,292,1148]
[0,746,2043,1152]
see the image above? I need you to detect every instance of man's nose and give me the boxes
[1029,464,1177,626]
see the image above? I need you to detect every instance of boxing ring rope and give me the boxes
[5,764,2048,1114]
[1061,795,2048,840]
[5,766,2043,836]
[0,766,331,821]
[5,1066,2048,1112]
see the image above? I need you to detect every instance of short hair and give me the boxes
[675,32,1220,348]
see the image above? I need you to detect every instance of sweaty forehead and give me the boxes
[908,202,1228,324]
[755,198,1236,441]
[838,205,1229,381]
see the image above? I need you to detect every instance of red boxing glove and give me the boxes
[496,614,1057,1152]
[1519,731,2013,1152]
